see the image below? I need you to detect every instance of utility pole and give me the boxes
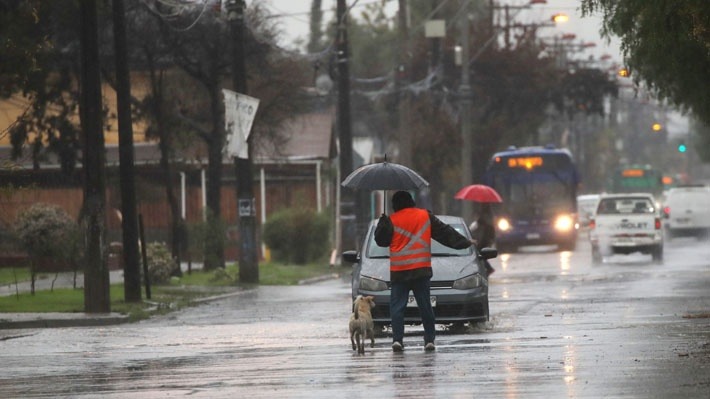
[459,0,473,223]
[227,0,258,283]
[336,0,356,253]
[397,0,411,167]
[112,0,141,302]
[79,0,110,313]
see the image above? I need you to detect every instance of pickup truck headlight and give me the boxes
[452,273,486,290]
[359,276,388,291]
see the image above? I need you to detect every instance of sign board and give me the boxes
[425,20,445,38]
[239,198,255,217]
[223,89,259,159]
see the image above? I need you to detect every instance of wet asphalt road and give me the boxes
[1,236,709,398]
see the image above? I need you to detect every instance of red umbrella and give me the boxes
[454,184,503,203]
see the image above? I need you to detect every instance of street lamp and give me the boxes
[551,13,569,23]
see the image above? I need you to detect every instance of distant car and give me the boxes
[342,215,497,329]
[577,194,600,227]
[662,185,710,240]
[589,193,663,263]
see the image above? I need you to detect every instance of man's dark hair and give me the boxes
[392,191,416,212]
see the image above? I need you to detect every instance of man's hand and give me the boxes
[374,214,393,247]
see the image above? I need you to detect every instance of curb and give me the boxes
[0,313,131,330]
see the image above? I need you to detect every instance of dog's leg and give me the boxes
[368,327,375,348]
[350,329,357,350]
[357,331,364,354]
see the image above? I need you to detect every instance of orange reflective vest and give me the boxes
[389,208,432,273]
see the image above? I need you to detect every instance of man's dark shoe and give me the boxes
[425,342,435,351]
[392,341,404,352]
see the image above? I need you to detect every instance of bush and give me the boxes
[145,242,177,284]
[13,203,81,293]
[262,208,330,264]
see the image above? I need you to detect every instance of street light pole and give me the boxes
[397,0,411,167]
[227,0,258,283]
[460,0,473,224]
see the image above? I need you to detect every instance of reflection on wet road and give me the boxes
[1,238,709,398]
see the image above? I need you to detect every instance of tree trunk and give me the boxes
[79,0,110,313]
[113,0,142,303]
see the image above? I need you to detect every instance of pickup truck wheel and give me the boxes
[591,245,602,264]
[651,245,663,263]
[665,227,674,241]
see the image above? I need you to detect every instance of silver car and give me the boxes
[343,215,497,329]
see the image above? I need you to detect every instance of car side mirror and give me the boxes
[342,250,360,264]
[480,247,498,260]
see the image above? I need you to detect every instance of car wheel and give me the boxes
[591,245,602,264]
[498,243,517,254]
[373,323,388,338]
[651,245,663,263]
[449,322,468,333]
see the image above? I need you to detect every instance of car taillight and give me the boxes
[655,218,661,229]
[663,206,670,217]
[589,220,595,229]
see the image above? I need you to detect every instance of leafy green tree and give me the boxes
[1,0,86,175]
[581,0,710,157]
[141,2,309,270]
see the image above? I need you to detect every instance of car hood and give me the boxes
[359,255,482,282]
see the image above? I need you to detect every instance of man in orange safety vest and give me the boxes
[375,191,474,352]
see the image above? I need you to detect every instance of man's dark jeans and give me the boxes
[390,277,435,345]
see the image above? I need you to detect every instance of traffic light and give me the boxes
[678,142,687,153]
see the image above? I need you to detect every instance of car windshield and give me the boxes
[365,223,472,258]
[597,197,655,215]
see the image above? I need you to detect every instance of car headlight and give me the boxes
[497,218,511,232]
[554,215,575,232]
[359,276,388,291]
[452,273,486,290]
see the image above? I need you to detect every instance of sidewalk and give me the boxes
[0,264,341,330]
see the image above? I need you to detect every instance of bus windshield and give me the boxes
[492,172,575,217]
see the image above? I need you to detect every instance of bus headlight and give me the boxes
[359,276,388,291]
[554,215,575,232]
[497,218,511,232]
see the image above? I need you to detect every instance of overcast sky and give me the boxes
[262,0,623,64]
[261,1,691,136]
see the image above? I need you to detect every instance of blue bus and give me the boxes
[482,146,580,252]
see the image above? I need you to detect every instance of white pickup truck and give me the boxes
[589,193,664,263]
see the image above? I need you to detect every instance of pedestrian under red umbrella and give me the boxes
[469,203,496,276]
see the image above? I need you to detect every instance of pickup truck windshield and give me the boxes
[597,197,655,215]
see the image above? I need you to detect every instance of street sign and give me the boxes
[238,198,255,217]
[223,88,259,159]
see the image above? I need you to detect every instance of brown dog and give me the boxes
[349,295,375,354]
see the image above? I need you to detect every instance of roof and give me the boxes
[0,111,335,171]
[254,111,335,163]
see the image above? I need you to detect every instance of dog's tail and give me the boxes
[352,302,359,319]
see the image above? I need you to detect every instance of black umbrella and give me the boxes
[341,159,429,213]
